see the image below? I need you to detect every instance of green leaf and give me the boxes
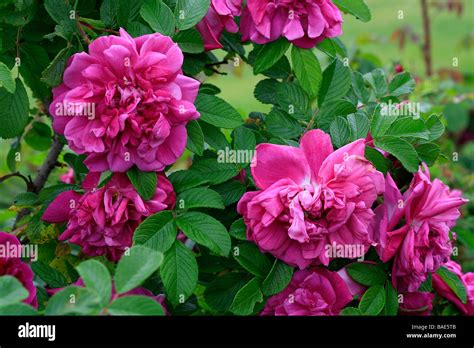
[359,285,386,316]
[276,82,311,120]
[332,0,371,22]
[386,117,429,139]
[254,79,280,105]
[195,93,243,128]
[389,72,416,96]
[200,121,230,150]
[176,211,231,256]
[233,126,256,152]
[173,29,204,53]
[347,112,370,140]
[168,170,209,193]
[140,0,175,36]
[177,188,225,210]
[291,46,322,98]
[126,167,157,201]
[330,116,351,148]
[174,0,210,30]
[108,295,165,316]
[31,261,68,288]
[161,241,198,306]
[318,59,351,106]
[253,39,290,75]
[7,139,21,172]
[317,99,356,132]
[346,263,387,286]
[374,136,420,172]
[0,62,14,93]
[365,146,390,174]
[266,108,303,139]
[45,286,103,315]
[24,121,52,151]
[367,68,388,98]
[229,218,247,240]
[384,281,399,316]
[234,243,272,278]
[340,307,362,315]
[186,120,204,155]
[76,260,112,307]
[115,245,164,294]
[212,180,246,206]
[351,71,370,104]
[133,211,177,253]
[425,114,445,141]
[436,266,467,304]
[14,192,39,207]
[229,277,263,315]
[44,0,76,39]
[0,79,29,139]
[116,0,143,27]
[0,302,38,316]
[416,142,440,166]
[191,159,240,185]
[370,108,398,138]
[204,273,249,312]
[41,46,75,87]
[0,276,29,306]
[262,260,294,296]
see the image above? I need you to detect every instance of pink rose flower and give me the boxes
[48,278,168,315]
[433,261,474,315]
[42,172,175,262]
[371,166,467,292]
[237,130,384,269]
[261,268,352,316]
[399,291,434,316]
[241,0,343,48]
[50,29,200,172]
[196,0,242,50]
[0,232,37,308]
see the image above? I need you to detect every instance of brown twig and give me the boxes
[76,20,91,45]
[0,172,32,190]
[13,135,64,228]
[420,0,433,76]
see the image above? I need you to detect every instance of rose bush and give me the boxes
[0,0,471,318]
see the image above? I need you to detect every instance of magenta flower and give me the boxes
[0,232,37,308]
[42,172,175,262]
[241,0,343,48]
[399,291,434,316]
[261,268,352,315]
[371,166,467,292]
[48,278,168,315]
[50,29,200,172]
[433,261,474,315]
[237,130,384,269]
[196,0,242,50]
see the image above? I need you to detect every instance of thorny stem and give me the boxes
[420,0,433,76]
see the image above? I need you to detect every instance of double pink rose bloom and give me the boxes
[43,172,175,261]
[371,166,467,292]
[262,267,352,315]
[241,0,343,48]
[238,130,384,269]
[197,0,343,50]
[50,29,200,172]
[0,232,37,308]
[196,0,243,50]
